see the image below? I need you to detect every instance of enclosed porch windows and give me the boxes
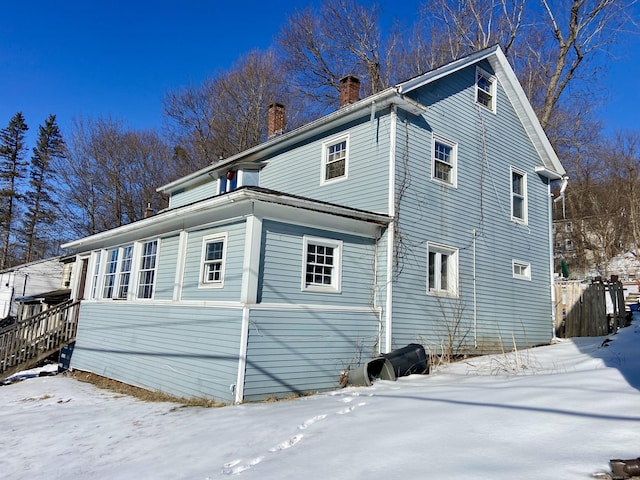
[88,239,158,301]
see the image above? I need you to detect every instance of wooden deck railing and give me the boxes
[0,299,80,379]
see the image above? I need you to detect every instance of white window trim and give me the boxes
[198,232,228,289]
[321,134,349,185]
[102,248,120,299]
[135,239,159,300]
[512,260,531,281]
[426,242,459,298]
[475,66,497,114]
[510,166,528,225]
[89,250,103,300]
[431,133,458,188]
[301,236,343,293]
[88,239,160,301]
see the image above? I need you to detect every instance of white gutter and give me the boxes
[61,188,390,251]
[158,92,427,194]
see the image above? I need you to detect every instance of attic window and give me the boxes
[476,67,496,112]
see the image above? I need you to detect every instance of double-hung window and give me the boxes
[302,236,342,293]
[427,242,458,297]
[432,134,457,187]
[511,167,528,223]
[90,251,102,300]
[102,249,119,298]
[137,240,158,299]
[476,67,496,113]
[102,246,135,299]
[116,245,134,299]
[322,136,348,183]
[200,233,227,287]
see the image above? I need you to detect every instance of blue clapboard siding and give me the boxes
[71,302,243,403]
[154,234,180,300]
[260,116,392,214]
[390,63,553,353]
[169,180,217,209]
[243,308,380,401]
[181,220,246,302]
[259,220,378,307]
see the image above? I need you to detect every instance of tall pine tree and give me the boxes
[0,112,29,269]
[20,114,65,263]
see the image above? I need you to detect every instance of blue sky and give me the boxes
[1,0,638,147]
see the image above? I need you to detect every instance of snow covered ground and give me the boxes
[2,315,640,480]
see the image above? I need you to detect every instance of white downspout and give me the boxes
[549,177,567,338]
[235,212,262,403]
[472,229,478,348]
[385,105,398,353]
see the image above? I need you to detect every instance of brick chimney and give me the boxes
[144,203,153,218]
[339,75,360,107]
[267,102,285,138]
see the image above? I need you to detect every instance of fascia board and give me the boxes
[157,89,427,194]
[487,48,566,176]
[62,189,390,252]
[398,45,565,177]
[396,46,500,94]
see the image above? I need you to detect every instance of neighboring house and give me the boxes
[553,216,639,281]
[0,257,67,323]
[61,46,566,403]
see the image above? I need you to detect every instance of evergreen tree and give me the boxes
[20,114,65,263]
[0,112,29,269]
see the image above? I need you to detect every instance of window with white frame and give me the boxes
[511,167,528,223]
[427,242,459,296]
[90,250,102,299]
[88,241,158,301]
[565,238,574,251]
[102,248,119,298]
[432,134,457,187]
[322,136,348,183]
[199,233,227,287]
[101,245,135,299]
[512,260,531,280]
[476,67,496,112]
[116,245,134,299]
[302,236,342,293]
[137,240,158,299]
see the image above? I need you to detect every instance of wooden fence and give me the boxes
[0,299,80,379]
[555,281,626,338]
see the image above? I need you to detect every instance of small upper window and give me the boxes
[512,260,531,280]
[476,67,496,112]
[432,134,457,187]
[200,233,227,288]
[511,167,528,224]
[322,136,348,183]
[302,236,342,293]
